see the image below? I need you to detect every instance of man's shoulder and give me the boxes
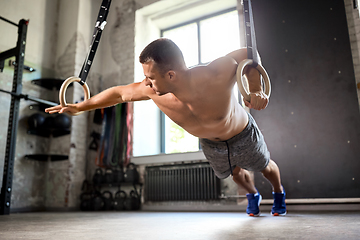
[190,57,237,87]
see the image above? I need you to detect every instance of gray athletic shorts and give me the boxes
[199,112,270,179]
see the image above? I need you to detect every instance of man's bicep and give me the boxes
[207,48,247,72]
[226,48,248,64]
[207,56,238,78]
[226,48,262,65]
[119,81,151,102]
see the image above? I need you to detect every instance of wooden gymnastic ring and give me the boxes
[236,59,271,102]
[59,76,90,116]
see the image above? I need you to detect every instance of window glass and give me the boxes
[160,9,240,154]
[162,23,200,154]
[200,11,240,63]
[162,23,199,67]
[164,116,199,154]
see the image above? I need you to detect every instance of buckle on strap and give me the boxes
[95,21,107,31]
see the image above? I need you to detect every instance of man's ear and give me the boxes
[167,70,176,80]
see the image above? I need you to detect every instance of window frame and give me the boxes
[159,7,238,154]
[160,7,237,65]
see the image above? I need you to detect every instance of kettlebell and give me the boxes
[104,168,114,184]
[80,192,92,211]
[124,163,139,183]
[91,191,104,211]
[92,168,104,185]
[124,190,141,211]
[102,191,114,211]
[81,180,91,192]
[112,168,124,184]
[43,116,55,129]
[27,113,45,129]
[54,114,71,129]
[113,190,127,211]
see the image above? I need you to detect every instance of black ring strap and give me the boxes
[78,0,112,85]
[243,0,259,67]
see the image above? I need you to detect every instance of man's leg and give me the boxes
[232,166,257,194]
[232,160,284,194]
[260,159,283,193]
[232,161,286,216]
[232,166,262,216]
[261,159,287,216]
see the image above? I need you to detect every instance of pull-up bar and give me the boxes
[0,89,57,107]
[0,16,25,27]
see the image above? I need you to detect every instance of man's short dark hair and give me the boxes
[139,38,185,75]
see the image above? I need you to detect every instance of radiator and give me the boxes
[145,163,220,202]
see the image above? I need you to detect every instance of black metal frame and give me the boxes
[0,17,57,215]
[0,17,28,215]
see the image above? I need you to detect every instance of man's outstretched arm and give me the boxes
[45,80,150,115]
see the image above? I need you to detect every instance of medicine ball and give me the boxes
[43,116,55,129]
[54,114,71,129]
[28,113,45,129]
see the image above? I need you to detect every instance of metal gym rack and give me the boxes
[0,16,56,215]
[0,16,29,215]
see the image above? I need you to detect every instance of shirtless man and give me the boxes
[46,38,286,216]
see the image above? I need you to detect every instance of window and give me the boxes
[160,9,241,154]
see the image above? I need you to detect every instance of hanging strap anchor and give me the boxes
[59,0,112,116]
[237,0,271,102]
[96,21,107,31]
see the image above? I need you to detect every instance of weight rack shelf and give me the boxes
[31,78,70,90]
[29,104,57,112]
[94,182,143,187]
[24,154,68,161]
[27,128,71,138]
[93,182,143,199]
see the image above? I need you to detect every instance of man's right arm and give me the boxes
[45,80,151,114]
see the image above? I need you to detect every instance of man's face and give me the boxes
[142,61,169,96]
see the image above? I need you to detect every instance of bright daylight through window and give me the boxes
[161,9,240,154]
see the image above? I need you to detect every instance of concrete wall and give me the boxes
[250,0,359,199]
[0,0,139,211]
[0,0,60,211]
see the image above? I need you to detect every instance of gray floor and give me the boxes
[0,211,360,240]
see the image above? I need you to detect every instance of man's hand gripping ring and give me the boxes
[59,77,90,116]
[236,59,271,102]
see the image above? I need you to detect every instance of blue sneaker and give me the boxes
[246,192,262,217]
[271,190,287,216]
